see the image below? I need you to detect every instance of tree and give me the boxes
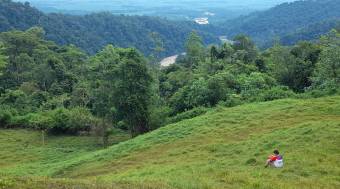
[150,32,165,63]
[210,45,219,62]
[185,31,205,69]
[312,45,340,88]
[0,44,7,76]
[89,45,120,118]
[267,43,318,92]
[232,35,258,63]
[114,49,153,137]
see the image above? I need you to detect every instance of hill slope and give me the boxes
[281,19,340,46]
[0,0,218,56]
[1,96,340,188]
[223,0,340,46]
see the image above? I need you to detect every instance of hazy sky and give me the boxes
[16,0,297,11]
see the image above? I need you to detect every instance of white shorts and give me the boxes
[274,160,284,168]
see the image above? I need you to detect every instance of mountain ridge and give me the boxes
[0,0,218,56]
[223,0,340,47]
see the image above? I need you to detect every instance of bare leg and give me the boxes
[265,159,273,168]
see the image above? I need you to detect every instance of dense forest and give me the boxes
[0,0,218,56]
[0,25,339,138]
[281,19,340,45]
[223,0,340,47]
[1,0,339,57]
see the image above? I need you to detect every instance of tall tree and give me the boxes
[0,44,7,76]
[114,49,153,137]
[232,35,258,63]
[185,31,204,69]
[150,32,165,63]
[312,45,340,88]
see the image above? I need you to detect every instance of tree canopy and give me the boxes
[0,0,218,57]
[0,25,339,137]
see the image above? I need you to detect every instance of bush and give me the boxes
[167,107,208,124]
[8,107,98,135]
[240,86,296,103]
[67,107,98,134]
[116,121,128,130]
[149,106,172,130]
[259,86,296,101]
[0,109,13,127]
[10,113,52,130]
[220,94,243,107]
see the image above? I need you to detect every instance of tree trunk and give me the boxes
[131,120,149,137]
[41,130,45,146]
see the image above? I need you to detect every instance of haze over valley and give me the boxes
[15,0,296,22]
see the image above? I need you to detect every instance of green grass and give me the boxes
[1,96,340,189]
[0,128,130,176]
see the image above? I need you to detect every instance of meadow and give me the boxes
[1,96,339,188]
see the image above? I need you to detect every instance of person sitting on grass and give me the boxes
[265,149,283,168]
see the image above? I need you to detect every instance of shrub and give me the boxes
[168,106,208,124]
[220,94,243,107]
[259,86,296,101]
[67,107,98,134]
[116,121,128,130]
[10,113,52,130]
[0,109,12,128]
[149,106,172,130]
[8,107,98,135]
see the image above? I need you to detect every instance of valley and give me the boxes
[0,1,339,189]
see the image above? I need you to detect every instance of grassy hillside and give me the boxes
[1,96,340,188]
[0,129,129,176]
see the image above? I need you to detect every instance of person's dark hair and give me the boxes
[273,150,279,155]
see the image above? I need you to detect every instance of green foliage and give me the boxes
[167,106,208,124]
[281,19,340,46]
[312,43,340,91]
[0,0,218,56]
[266,41,321,92]
[223,0,340,47]
[148,106,172,130]
[159,29,340,119]
[8,108,98,134]
[0,107,13,127]
[0,43,7,76]
[184,31,205,68]
[114,49,153,136]
[232,35,258,63]
[0,18,339,137]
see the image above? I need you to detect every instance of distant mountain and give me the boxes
[281,19,340,46]
[223,0,340,47]
[15,0,296,12]
[13,0,299,24]
[0,0,218,56]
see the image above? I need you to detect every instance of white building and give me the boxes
[194,17,209,25]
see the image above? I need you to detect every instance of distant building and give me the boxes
[204,12,215,16]
[194,17,209,25]
[160,55,178,67]
[219,36,234,44]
